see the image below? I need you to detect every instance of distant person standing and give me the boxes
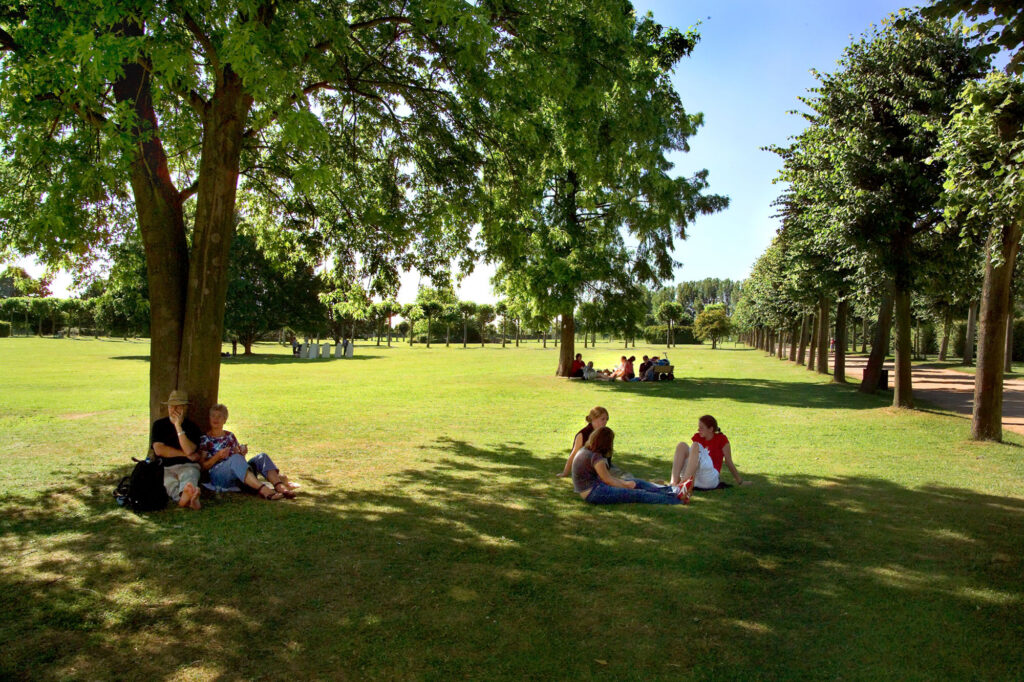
[150,390,203,510]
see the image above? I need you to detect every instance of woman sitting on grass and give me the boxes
[557,406,608,478]
[572,427,686,505]
[557,407,638,480]
[669,414,751,500]
[199,404,299,501]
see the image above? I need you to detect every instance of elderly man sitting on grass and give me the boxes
[149,390,202,510]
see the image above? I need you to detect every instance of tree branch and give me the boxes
[0,26,17,52]
[349,16,413,31]
[180,12,222,82]
[179,179,199,202]
[138,54,209,117]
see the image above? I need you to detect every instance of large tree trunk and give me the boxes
[789,322,799,361]
[860,289,894,394]
[816,296,829,375]
[834,299,848,383]
[178,70,253,430]
[113,21,189,426]
[557,312,575,376]
[972,223,1022,441]
[964,299,978,365]
[892,285,914,408]
[939,306,952,361]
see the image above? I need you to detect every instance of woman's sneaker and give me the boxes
[675,478,693,504]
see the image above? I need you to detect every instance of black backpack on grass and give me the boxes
[114,457,168,512]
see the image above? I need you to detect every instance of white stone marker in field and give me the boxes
[345,342,354,358]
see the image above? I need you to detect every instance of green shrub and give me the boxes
[949,319,1024,360]
[0,320,9,338]
[641,324,699,345]
[953,321,968,358]
[675,325,700,345]
[1014,319,1024,362]
[920,323,937,355]
[642,324,669,344]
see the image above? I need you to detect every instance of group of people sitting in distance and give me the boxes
[150,390,300,510]
[569,354,672,382]
[556,406,750,505]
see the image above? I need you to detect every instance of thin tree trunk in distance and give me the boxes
[860,290,894,394]
[797,314,809,365]
[939,306,952,361]
[972,223,1021,440]
[964,300,978,365]
[807,313,818,371]
[834,299,848,383]
[1004,290,1015,373]
[816,296,829,375]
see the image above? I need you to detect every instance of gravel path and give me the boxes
[838,354,1024,436]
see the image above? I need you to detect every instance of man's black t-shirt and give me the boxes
[150,417,202,466]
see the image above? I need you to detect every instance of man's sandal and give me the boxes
[274,482,296,499]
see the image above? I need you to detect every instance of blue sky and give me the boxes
[638,0,921,283]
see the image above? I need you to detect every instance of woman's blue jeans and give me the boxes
[208,452,278,491]
[585,479,680,505]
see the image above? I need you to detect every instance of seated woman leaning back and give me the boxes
[199,403,299,501]
[669,414,751,498]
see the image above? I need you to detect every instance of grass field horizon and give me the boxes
[2,337,1022,679]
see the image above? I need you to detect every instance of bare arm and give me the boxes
[595,460,635,489]
[168,412,198,459]
[557,434,585,477]
[152,436,198,461]
[723,444,750,485]
[200,446,231,471]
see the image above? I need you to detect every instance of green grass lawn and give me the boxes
[2,337,1023,680]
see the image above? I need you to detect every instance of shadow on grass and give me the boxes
[586,375,886,410]
[2,443,1023,679]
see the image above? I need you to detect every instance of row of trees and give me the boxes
[735,5,1024,441]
